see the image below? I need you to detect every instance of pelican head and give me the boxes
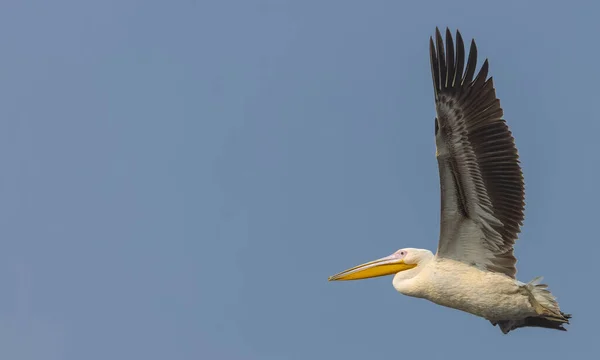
[328,248,433,282]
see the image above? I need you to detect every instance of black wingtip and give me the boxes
[431,27,494,92]
[473,59,489,87]
[435,28,446,91]
[445,28,455,88]
[462,39,478,84]
[455,31,465,86]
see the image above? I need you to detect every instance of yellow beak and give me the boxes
[328,254,417,281]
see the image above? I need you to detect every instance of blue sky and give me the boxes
[1,0,599,359]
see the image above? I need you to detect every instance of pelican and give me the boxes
[328,28,571,334]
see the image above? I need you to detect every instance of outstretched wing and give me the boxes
[430,28,525,278]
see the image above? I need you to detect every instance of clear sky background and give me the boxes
[1,0,599,359]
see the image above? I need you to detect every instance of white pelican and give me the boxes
[328,28,570,334]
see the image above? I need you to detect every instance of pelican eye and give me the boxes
[399,250,407,257]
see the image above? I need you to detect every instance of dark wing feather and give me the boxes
[430,28,525,278]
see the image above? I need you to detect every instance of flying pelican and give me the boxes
[328,28,570,334]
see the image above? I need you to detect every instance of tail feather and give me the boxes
[525,277,567,320]
[491,277,571,334]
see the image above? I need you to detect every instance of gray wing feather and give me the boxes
[430,28,525,278]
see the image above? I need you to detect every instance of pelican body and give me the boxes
[329,28,570,334]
